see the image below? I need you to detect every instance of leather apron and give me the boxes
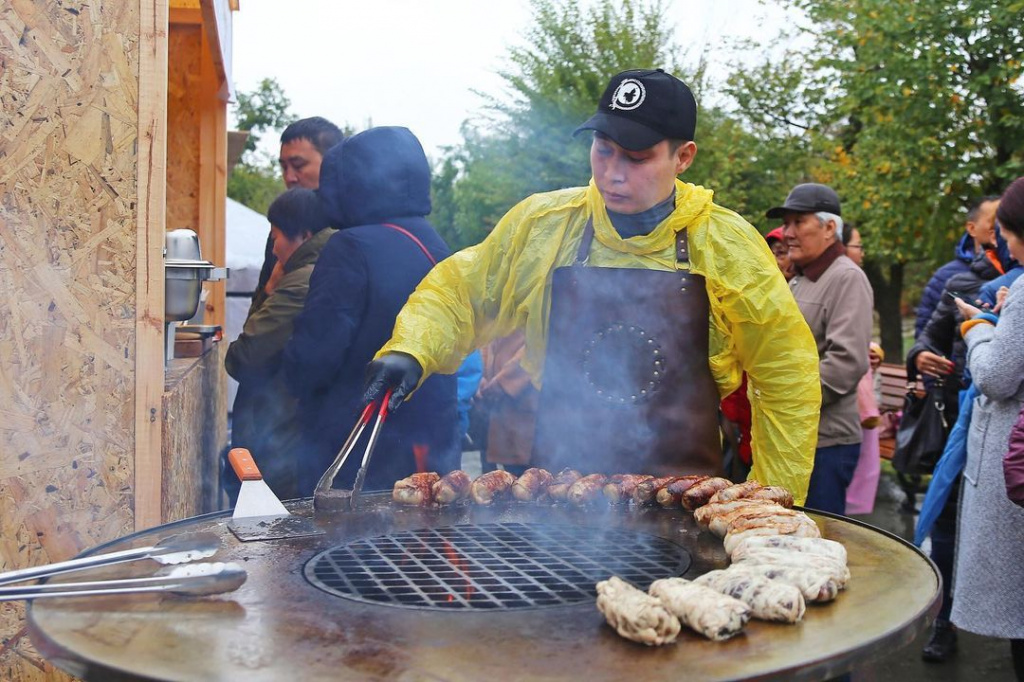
[531,219,723,477]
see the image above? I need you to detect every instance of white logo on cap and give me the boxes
[609,79,646,111]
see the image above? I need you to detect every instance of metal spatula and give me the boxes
[227,448,324,542]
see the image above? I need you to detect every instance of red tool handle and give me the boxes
[228,448,262,482]
[378,389,393,420]
[358,400,376,425]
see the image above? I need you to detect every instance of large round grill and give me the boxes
[304,521,690,610]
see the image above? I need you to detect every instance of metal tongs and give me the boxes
[0,562,247,601]
[0,532,221,587]
[314,389,393,513]
[0,532,246,601]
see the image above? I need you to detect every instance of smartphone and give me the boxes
[945,290,977,305]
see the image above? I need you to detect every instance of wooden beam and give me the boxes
[135,0,170,531]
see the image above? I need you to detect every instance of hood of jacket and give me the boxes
[284,227,336,274]
[954,233,975,264]
[317,126,431,228]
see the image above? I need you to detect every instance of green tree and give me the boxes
[726,0,1024,358]
[228,78,298,215]
[432,0,685,249]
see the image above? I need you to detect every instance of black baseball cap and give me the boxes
[765,183,842,219]
[573,68,697,151]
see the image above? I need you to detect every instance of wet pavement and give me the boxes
[462,453,1018,681]
[848,475,1017,681]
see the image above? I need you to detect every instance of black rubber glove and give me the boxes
[363,352,423,412]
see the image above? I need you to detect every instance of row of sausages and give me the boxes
[391,468,793,510]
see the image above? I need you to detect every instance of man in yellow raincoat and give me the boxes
[365,68,821,503]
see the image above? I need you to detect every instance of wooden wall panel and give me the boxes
[161,343,227,522]
[165,23,202,235]
[0,0,143,678]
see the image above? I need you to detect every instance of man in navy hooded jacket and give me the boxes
[284,126,459,494]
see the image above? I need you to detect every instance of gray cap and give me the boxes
[766,183,841,219]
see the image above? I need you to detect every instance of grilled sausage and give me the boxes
[655,475,709,508]
[596,576,681,646]
[707,503,789,537]
[392,472,441,506]
[546,468,583,502]
[648,578,750,641]
[432,470,472,505]
[603,474,654,504]
[692,498,779,532]
[746,486,795,508]
[470,470,517,505]
[632,476,680,506]
[680,477,733,511]
[511,468,554,502]
[707,480,763,505]
[567,474,609,506]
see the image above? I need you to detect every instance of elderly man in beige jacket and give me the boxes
[768,183,874,514]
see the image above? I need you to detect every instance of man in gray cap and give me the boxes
[365,69,821,502]
[767,183,874,513]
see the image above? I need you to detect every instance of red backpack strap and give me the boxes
[380,223,438,266]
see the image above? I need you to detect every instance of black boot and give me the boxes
[922,619,958,662]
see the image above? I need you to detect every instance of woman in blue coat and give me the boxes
[284,127,459,495]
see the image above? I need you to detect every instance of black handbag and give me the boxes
[892,378,950,475]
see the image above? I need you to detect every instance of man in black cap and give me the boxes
[767,183,874,513]
[363,69,821,501]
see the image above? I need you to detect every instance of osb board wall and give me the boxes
[161,342,227,522]
[165,23,201,235]
[0,0,141,678]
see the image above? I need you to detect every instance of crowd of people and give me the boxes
[223,68,1024,679]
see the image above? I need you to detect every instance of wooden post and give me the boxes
[135,0,170,531]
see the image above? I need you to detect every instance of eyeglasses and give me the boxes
[847,244,864,251]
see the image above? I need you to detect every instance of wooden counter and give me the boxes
[161,342,228,523]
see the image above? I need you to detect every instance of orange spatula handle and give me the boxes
[228,448,263,481]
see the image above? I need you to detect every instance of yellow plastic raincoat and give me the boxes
[379,178,821,502]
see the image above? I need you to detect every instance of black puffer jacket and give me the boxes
[284,127,459,494]
[908,249,1004,415]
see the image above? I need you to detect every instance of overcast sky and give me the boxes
[230,0,791,161]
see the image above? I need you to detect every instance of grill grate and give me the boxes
[304,522,689,611]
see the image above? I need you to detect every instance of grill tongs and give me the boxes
[314,389,393,513]
[0,533,247,600]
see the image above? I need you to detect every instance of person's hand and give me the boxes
[954,297,982,320]
[915,350,954,379]
[994,286,1010,313]
[264,261,286,295]
[363,352,423,412]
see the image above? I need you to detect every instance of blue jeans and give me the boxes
[804,443,861,514]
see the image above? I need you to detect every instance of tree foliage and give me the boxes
[432,0,684,249]
[228,78,297,214]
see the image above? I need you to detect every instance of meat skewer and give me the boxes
[432,470,472,505]
[707,480,763,505]
[681,477,733,511]
[656,475,709,508]
[546,468,583,502]
[567,474,609,506]
[648,578,750,641]
[632,476,680,506]
[746,486,794,508]
[511,468,554,502]
[392,472,441,506]
[470,470,517,506]
[694,569,805,623]
[596,577,680,646]
[603,474,654,504]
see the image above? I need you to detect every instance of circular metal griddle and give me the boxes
[28,495,940,682]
